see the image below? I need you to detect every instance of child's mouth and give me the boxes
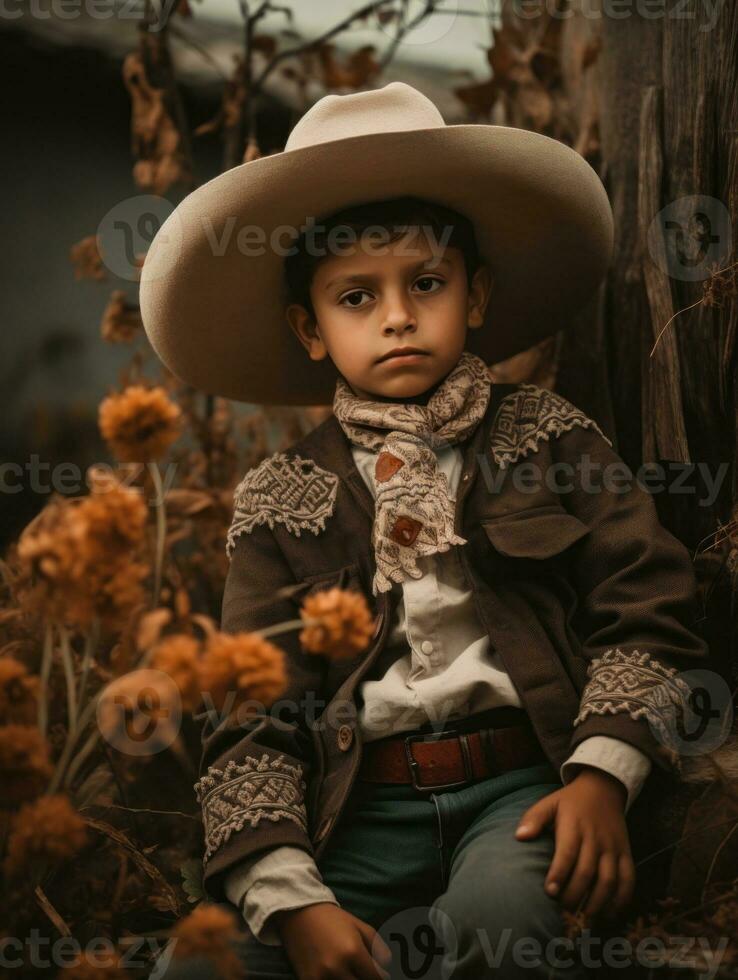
[377,348,429,365]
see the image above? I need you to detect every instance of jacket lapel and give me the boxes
[303,414,376,520]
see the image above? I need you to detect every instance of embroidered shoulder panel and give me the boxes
[194,752,308,863]
[226,452,339,558]
[490,384,613,469]
[573,648,692,772]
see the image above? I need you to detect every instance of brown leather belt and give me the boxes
[359,709,548,792]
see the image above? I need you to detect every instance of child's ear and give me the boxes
[286,304,329,361]
[468,265,493,330]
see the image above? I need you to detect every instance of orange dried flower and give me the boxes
[170,904,244,980]
[0,724,53,807]
[0,657,39,724]
[70,234,105,281]
[702,260,738,308]
[150,635,202,712]
[300,587,375,660]
[4,794,88,878]
[123,52,190,196]
[54,950,127,979]
[97,669,181,753]
[99,385,182,464]
[198,632,286,714]
[100,290,142,343]
[16,471,150,629]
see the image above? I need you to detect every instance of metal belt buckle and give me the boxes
[403,728,474,792]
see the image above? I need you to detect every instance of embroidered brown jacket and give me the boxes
[194,382,709,904]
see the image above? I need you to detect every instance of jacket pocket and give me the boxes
[481,504,590,559]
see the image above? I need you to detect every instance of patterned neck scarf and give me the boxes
[333,351,492,595]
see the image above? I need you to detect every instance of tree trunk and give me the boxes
[557,3,738,693]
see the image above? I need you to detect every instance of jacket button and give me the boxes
[337,725,354,751]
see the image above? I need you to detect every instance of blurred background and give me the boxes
[2,0,498,547]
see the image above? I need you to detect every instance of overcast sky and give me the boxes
[201,0,497,76]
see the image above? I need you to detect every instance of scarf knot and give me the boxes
[333,351,492,594]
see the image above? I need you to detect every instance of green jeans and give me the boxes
[157,761,595,979]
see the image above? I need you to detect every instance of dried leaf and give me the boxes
[84,816,180,915]
[251,35,277,57]
[191,613,217,638]
[70,235,106,281]
[164,489,214,516]
[35,886,72,937]
[581,37,602,71]
[180,857,205,904]
[136,608,173,652]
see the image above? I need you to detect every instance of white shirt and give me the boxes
[224,443,651,944]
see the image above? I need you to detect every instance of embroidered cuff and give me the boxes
[573,648,691,771]
[224,846,339,946]
[194,753,308,863]
[560,735,652,813]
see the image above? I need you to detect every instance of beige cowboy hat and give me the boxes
[139,81,613,405]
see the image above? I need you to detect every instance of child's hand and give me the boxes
[514,767,635,921]
[273,902,392,980]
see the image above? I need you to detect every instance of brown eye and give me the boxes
[415,276,442,293]
[340,289,372,308]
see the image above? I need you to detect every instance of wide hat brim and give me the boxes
[140,124,613,405]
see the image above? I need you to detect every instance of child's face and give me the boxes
[287,228,492,401]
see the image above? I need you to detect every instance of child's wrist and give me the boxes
[574,765,628,809]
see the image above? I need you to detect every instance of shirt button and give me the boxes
[337,725,354,751]
[420,640,434,655]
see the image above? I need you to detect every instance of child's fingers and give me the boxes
[558,836,599,910]
[354,917,392,975]
[610,851,636,914]
[543,822,581,898]
[351,940,390,980]
[582,851,618,919]
[515,791,558,840]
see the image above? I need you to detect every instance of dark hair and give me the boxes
[283,195,482,319]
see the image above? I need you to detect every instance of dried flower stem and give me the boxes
[256,618,305,639]
[46,622,102,796]
[649,298,704,358]
[148,462,167,607]
[47,690,102,795]
[64,726,102,790]
[58,626,78,730]
[75,619,100,712]
[38,623,55,737]
[650,259,738,358]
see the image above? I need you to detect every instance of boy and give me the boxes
[141,83,708,979]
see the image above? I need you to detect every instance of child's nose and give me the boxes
[382,319,417,337]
